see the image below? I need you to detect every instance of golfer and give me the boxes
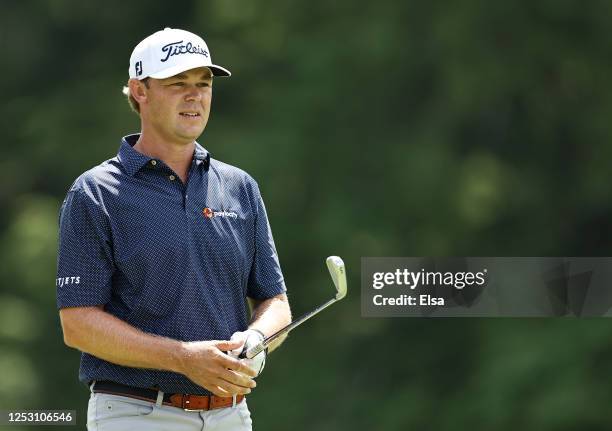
[56,27,292,431]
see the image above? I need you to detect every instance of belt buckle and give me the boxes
[182,394,207,412]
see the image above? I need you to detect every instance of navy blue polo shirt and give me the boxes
[56,134,286,394]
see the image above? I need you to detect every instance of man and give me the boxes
[56,27,292,431]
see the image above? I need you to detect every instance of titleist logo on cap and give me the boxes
[161,40,209,62]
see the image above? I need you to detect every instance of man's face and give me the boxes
[141,67,213,143]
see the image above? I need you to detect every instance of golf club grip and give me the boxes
[239,343,263,359]
[241,297,338,359]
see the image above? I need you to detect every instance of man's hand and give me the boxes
[178,339,257,397]
[229,329,266,377]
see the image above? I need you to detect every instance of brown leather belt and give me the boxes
[92,380,244,411]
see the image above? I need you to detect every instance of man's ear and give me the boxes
[128,78,148,105]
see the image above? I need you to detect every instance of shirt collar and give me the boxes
[118,134,211,176]
[118,134,151,176]
[194,141,211,170]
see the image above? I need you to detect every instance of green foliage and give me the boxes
[2,0,612,429]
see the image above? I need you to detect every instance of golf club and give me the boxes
[240,256,347,359]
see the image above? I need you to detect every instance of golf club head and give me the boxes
[326,256,347,300]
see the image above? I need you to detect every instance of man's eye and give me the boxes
[171,82,184,87]
[197,83,211,88]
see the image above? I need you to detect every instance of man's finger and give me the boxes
[234,360,259,377]
[213,339,243,352]
[215,378,253,396]
[220,368,256,388]
[219,355,258,378]
[210,385,233,398]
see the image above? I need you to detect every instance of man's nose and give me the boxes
[185,86,203,101]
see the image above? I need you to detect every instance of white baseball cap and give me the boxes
[129,27,231,79]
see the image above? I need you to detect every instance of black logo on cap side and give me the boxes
[135,61,143,76]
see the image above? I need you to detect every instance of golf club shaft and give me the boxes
[241,297,338,359]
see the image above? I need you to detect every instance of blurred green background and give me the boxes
[2,0,612,429]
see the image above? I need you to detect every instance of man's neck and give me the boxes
[133,130,194,183]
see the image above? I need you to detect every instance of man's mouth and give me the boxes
[179,112,201,117]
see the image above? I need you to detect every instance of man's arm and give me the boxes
[59,306,257,396]
[247,293,292,352]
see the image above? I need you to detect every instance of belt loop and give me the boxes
[89,380,96,394]
[156,390,164,407]
[232,394,237,408]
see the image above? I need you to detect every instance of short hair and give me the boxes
[122,78,150,114]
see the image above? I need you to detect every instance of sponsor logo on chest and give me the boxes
[202,207,238,219]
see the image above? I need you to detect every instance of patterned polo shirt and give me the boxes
[56,133,286,394]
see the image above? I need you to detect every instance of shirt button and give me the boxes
[150,160,157,166]
[169,175,176,181]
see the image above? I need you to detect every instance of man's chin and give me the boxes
[175,127,205,142]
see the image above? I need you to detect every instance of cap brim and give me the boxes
[148,60,231,79]
[207,65,231,77]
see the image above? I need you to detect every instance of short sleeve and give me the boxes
[247,182,286,300]
[56,188,115,309]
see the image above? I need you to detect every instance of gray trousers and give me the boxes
[87,392,253,431]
